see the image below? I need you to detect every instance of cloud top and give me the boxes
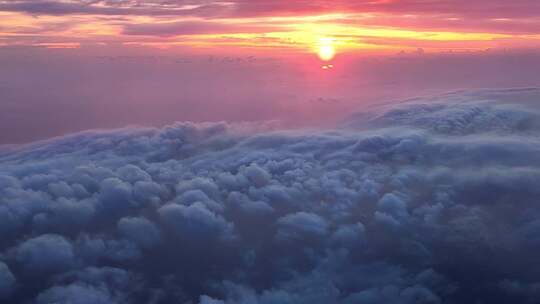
[1,88,540,303]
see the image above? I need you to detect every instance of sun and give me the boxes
[319,45,335,61]
[317,38,336,61]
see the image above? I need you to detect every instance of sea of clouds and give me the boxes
[1,88,540,303]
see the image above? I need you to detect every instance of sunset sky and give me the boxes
[2,1,540,144]
[2,0,540,54]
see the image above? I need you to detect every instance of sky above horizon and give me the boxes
[2,0,540,54]
[2,1,540,144]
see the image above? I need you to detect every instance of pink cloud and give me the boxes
[2,0,540,20]
[123,21,284,37]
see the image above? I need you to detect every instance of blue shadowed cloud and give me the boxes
[1,88,540,303]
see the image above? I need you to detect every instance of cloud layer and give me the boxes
[1,88,540,303]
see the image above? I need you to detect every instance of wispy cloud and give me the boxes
[1,0,540,51]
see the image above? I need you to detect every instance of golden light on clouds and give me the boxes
[0,5,538,53]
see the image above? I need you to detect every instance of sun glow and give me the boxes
[317,38,336,61]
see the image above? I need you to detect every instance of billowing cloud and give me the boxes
[117,217,161,249]
[276,212,329,241]
[0,262,16,299]
[15,234,75,275]
[1,88,540,303]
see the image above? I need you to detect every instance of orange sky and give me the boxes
[1,1,540,55]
